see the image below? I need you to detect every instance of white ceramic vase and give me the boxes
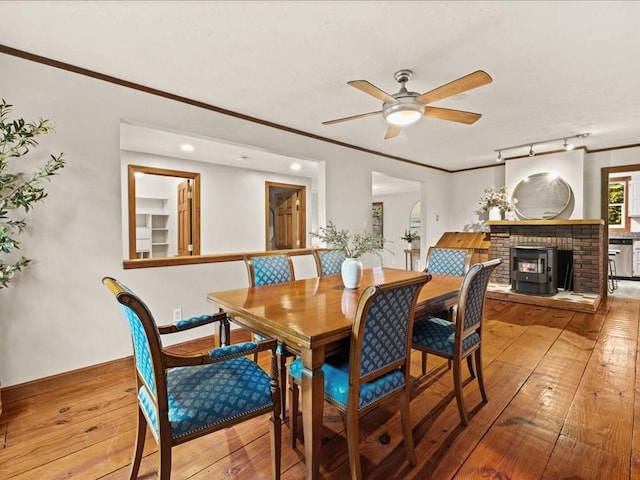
[341,258,363,289]
[489,207,503,221]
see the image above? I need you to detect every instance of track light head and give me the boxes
[528,145,535,157]
[496,151,502,162]
[563,139,574,151]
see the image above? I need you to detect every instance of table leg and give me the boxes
[301,347,325,480]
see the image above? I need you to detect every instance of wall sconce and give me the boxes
[494,133,590,161]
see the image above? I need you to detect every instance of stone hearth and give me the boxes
[487,219,605,304]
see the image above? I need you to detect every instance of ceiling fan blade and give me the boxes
[424,106,482,124]
[322,110,382,125]
[348,80,397,104]
[384,124,401,140]
[417,70,493,105]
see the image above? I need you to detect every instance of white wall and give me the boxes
[449,166,506,232]
[372,191,421,270]
[0,53,444,387]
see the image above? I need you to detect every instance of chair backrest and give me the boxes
[245,254,295,287]
[313,249,346,276]
[349,274,431,386]
[102,277,168,436]
[425,247,474,276]
[455,258,501,344]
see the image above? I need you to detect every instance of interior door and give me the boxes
[177,180,192,255]
[274,191,298,249]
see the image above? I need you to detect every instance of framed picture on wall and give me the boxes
[372,202,383,248]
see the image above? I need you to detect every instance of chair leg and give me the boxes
[129,407,147,480]
[279,352,288,421]
[346,408,362,480]
[467,355,475,379]
[452,359,469,426]
[475,348,488,403]
[421,351,428,375]
[157,433,172,480]
[289,378,299,448]
[270,406,282,480]
[399,388,416,467]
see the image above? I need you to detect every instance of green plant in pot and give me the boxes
[0,99,66,288]
[400,229,420,249]
[311,221,387,288]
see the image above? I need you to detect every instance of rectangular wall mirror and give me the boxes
[128,165,201,259]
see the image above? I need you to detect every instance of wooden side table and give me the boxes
[404,249,421,270]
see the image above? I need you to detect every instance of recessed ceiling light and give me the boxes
[290,163,301,171]
[236,155,247,161]
[180,143,194,152]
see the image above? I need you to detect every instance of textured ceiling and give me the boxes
[2,1,640,173]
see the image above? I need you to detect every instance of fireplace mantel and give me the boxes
[487,219,604,226]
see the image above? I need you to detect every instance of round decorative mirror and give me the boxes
[512,173,573,219]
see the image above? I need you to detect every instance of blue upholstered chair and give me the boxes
[244,254,297,420]
[245,254,295,287]
[425,247,474,277]
[313,249,346,276]
[288,274,431,480]
[102,277,281,480]
[412,258,501,425]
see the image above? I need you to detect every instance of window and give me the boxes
[608,177,630,231]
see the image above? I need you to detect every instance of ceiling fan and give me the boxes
[323,69,493,139]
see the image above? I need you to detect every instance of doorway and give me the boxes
[600,162,640,297]
[265,182,306,251]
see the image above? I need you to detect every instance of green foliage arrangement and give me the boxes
[0,100,66,288]
[312,221,386,259]
[400,229,420,243]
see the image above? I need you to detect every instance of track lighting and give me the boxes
[494,133,590,160]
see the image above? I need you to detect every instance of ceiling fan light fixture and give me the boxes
[383,102,424,126]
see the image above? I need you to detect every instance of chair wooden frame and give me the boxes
[412,258,501,425]
[289,274,430,480]
[243,253,297,421]
[103,277,282,480]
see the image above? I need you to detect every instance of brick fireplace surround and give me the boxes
[487,219,605,297]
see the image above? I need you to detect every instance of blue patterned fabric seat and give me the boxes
[246,255,294,287]
[244,254,297,421]
[313,249,346,276]
[102,277,282,480]
[411,258,501,426]
[288,274,430,480]
[425,247,473,276]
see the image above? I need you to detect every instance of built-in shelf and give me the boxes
[136,197,172,258]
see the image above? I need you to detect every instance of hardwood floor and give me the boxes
[1,295,638,479]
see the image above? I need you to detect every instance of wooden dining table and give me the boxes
[207,267,463,480]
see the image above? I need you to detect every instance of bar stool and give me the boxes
[608,250,618,293]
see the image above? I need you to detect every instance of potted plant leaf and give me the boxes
[311,221,387,288]
[400,229,420,250]
[0,100,66,415]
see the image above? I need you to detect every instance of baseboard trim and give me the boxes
[1,329,251,405]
